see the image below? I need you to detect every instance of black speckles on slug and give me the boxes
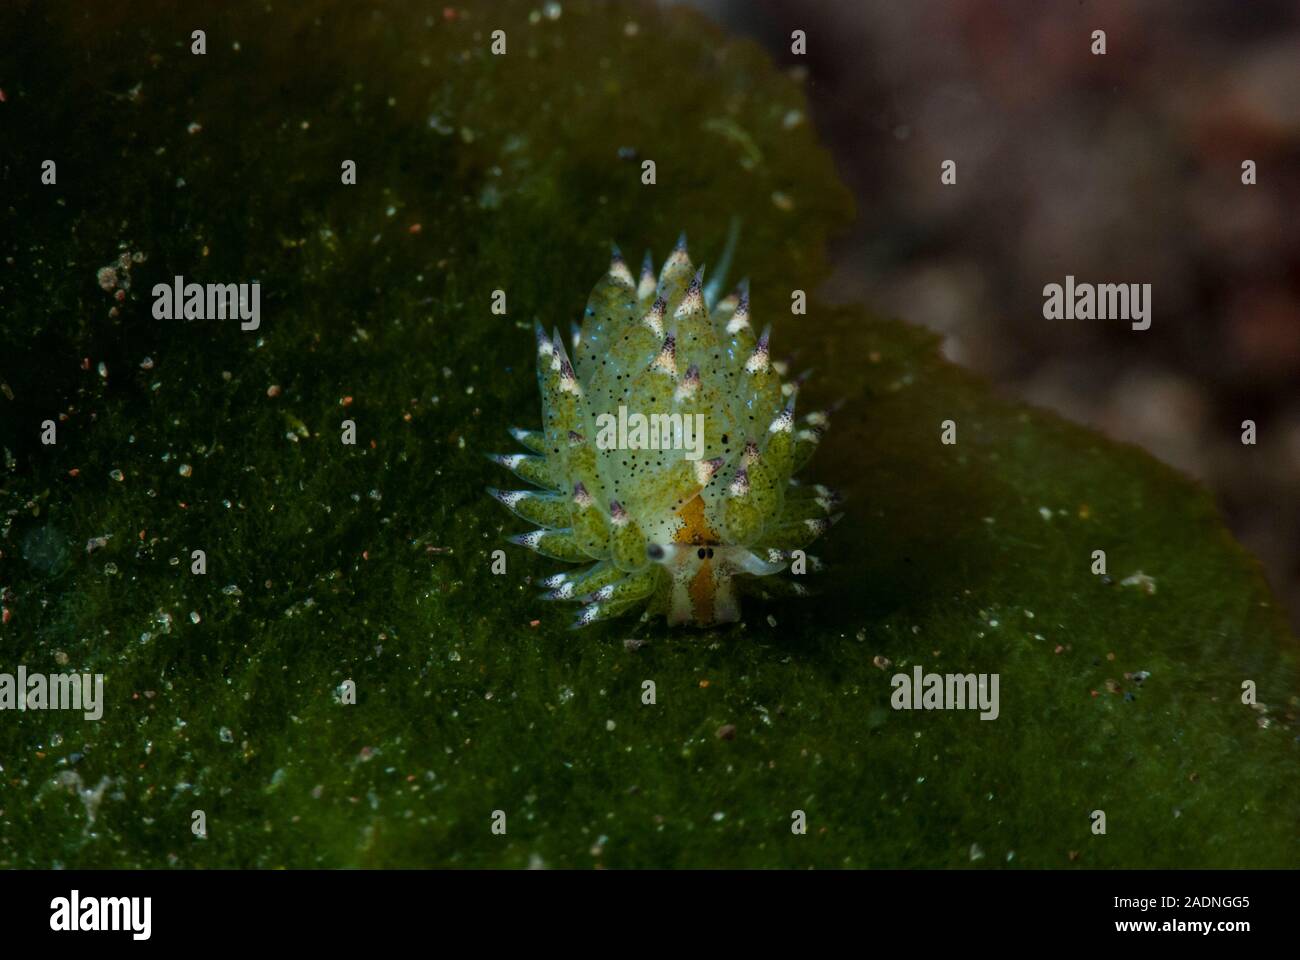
[488,233,840,627]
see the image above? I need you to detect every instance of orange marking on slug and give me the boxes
[673,494,718,545]
[673,495,720,622]
[689,557,715,624]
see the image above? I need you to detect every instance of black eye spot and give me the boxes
[648,544,665,561]
[706,547,715,559]
[697,548,707,560]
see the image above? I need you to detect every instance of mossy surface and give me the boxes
[1,0,1295,868]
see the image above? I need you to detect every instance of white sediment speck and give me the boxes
[1120,571,1157,594]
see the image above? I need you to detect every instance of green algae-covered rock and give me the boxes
[1,0,1295,868]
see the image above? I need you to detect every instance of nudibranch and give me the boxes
[488,232,840,627]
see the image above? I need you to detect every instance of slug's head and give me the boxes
[646,537,790,626]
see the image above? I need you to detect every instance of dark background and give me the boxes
[687,0,1300,629]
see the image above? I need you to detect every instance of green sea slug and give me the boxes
[489,234,840,627]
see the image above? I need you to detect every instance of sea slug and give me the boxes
[489,233,840,627]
